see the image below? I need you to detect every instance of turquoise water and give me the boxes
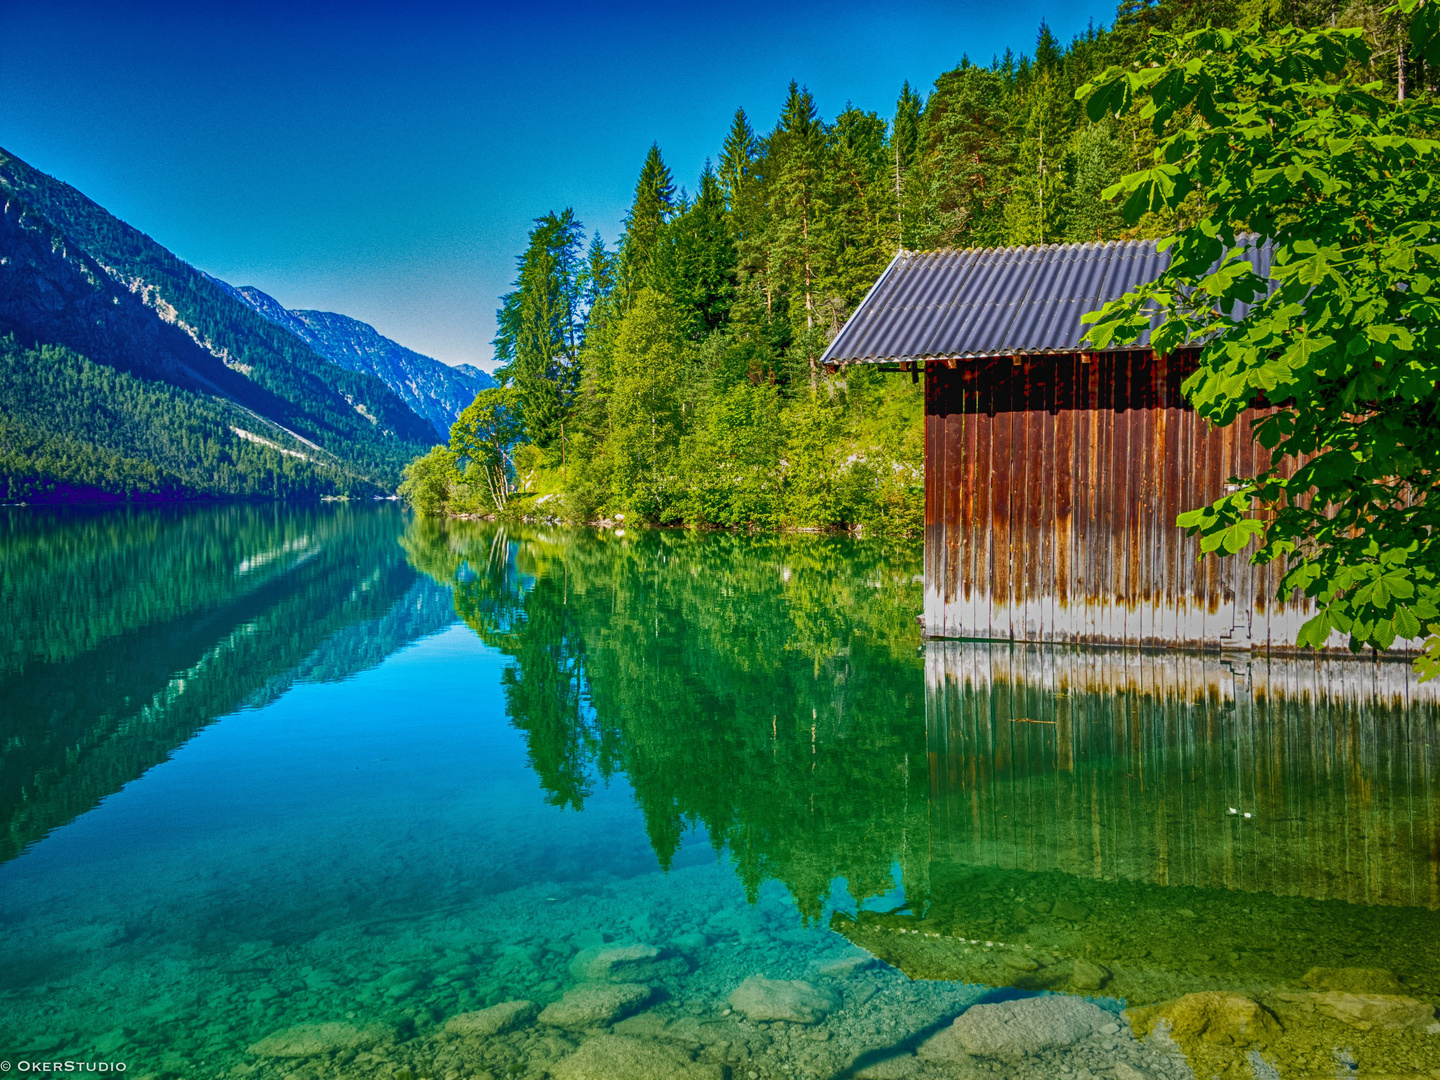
[1,505,1438,1080]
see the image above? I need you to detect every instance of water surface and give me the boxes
[1,506,1437,1079]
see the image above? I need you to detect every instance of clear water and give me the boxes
[1,504,1437,1080]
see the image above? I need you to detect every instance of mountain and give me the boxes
[221,283,493,442]
[0,145,435,502]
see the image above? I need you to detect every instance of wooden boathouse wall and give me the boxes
[922,348,1311,650]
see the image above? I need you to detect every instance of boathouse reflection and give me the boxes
[836,643,1440,1073]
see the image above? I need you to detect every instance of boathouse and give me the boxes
[820,239,1305,651]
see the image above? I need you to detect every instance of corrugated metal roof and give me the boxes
[820,238,1273,365]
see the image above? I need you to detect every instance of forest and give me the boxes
[0,338,388,501]
[402,0,1433,536]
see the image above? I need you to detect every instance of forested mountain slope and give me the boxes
[223,282,494,442]
[0,147,435,501]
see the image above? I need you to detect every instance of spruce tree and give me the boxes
[650,162,737,340]
[493,209,587,449]
[620,144,676,303]
[772,82,829,380]
[718,109,759,212]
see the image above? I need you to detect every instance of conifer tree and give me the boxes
[493,209,587,448]
[649,163,737,340]
[582,232,616,315]
[825,107,894,320]
[718,109,759,214]
[772,83,829,379]
[892,82,923,242]
[620,144,676,302]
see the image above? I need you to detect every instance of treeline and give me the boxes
[403,0,1433,534]
[0,337,379,502]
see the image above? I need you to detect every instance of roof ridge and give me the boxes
[907,238,1156,259]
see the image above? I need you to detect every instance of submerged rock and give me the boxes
[444,999,538,1038]
[1050,899,1090,922]
[551,1034,723,1080]
[818,955,875,979]
[671,931,708,953]
[1069,960,1111,991]
[540,983,652,1029]
[727,976,838,1024]
[945,995,1112,1057]
[1128,991,1282,1047]
[569,944,689,983]
[1299,966,1407,995]
[854,1052,927,1079]
[1275,990,1437,1031]
[916,1024,973,1065]
[246,1021,384,1058]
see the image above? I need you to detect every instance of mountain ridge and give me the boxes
[219,282,493,442]
[0,145,435,500]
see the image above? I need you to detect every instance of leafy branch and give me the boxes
[1077,4,1440,665]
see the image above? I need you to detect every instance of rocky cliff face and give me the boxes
[225,285,495,442]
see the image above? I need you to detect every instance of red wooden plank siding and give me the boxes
[921,350,1375,652]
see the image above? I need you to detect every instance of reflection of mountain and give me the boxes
[0,505,452,863]
[403,518,931,921]
[835,642,1440,1010]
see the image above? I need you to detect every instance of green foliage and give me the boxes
[397,446,458,516]
[1078,3,1440,664]
[493,211,587,449]
[608,290,690,518]
[0,337,376,501]
[449,387,525,510]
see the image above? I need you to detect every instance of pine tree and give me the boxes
[717,109,759,216]
[582,233,617,316]
[825,107,894,323]
[892,82,923,243]
[771,83,829,380]
[1034,20,1062,71]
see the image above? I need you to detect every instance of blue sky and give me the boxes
[1,0,1117,370]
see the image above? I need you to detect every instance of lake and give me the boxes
[1,504,1437,1080]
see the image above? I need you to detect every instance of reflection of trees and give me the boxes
[405,519,930,921]
[1,505,440,863]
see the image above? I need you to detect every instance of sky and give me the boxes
[0,0,1118,371]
